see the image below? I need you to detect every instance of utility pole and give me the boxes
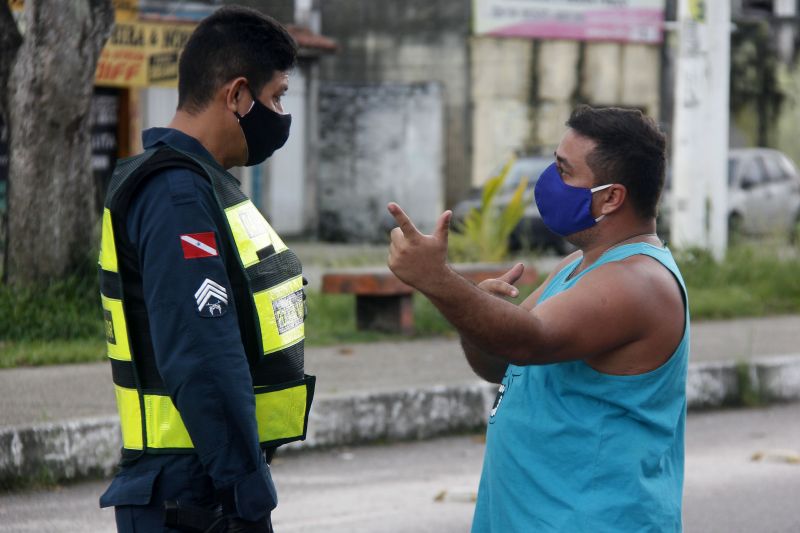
[670,0,730,260]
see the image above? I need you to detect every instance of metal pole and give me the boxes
[670,0,730,260]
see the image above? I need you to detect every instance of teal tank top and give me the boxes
[472,243,689,532]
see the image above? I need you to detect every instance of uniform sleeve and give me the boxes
[126,168,276,521]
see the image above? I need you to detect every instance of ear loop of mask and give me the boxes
[234,100,256,121]
[590,183,614,223]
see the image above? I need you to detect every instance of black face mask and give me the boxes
[234,89,292,166]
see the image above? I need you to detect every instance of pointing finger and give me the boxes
[387,202,421,238]
[434,210,452,243]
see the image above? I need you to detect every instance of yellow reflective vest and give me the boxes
[99,146,315,457]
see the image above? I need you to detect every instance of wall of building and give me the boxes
[317,0,472,208]
[470,38,661,186]
[317,82,443,242]
[316,0,664,205]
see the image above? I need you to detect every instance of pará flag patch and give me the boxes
[180,232,218,259]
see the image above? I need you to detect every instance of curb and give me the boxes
[2,356,799,488]
[686,355,800,408]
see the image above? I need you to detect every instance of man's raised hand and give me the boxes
[387,202,452,293]
[477,263,525,299]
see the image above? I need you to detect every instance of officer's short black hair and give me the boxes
[178,6,297,113]
[566,105,666,219]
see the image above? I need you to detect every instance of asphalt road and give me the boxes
[1,403,799,532]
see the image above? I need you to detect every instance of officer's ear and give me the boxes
[225,77,250,114]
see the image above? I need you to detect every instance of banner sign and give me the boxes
[95,20,195,88]
[473,0,666,44]
[9,0,197,88]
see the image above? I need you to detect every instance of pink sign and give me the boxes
[475,1,666,44]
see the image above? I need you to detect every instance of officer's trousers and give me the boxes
[104,456,272,532]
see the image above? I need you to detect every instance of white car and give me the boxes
[659,148,800,243]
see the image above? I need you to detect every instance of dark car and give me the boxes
[451,155,575,254]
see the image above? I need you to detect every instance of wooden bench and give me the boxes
[321,263,539,334]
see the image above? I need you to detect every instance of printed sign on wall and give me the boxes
[95,21,195,88]
[473,0,666,44]
[9,0,196,88]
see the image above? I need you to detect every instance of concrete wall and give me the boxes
[317,0,663,203]
[317,0,471,208]
[470,37,535,186]
[471,38,662,186]
[317,82,444,242]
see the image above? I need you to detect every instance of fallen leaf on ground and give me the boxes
[751,449,800,464]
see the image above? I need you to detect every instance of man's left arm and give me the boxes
[387,203,649,365]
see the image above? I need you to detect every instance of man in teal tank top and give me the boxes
[386,105,688,531]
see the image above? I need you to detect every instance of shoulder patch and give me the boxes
[195,278,228,318]
[181,232,218,259]
[167,170,200,205]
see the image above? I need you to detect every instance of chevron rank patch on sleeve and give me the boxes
[195,278,228,318]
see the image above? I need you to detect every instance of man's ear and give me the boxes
[224,77,249,114]
[599,184,627,216]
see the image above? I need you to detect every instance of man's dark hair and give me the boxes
[178,6,297,113]
[566,105,666,219]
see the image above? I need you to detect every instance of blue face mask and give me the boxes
[534,162,614,237]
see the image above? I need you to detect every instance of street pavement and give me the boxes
[1,403,798,533]
[2,247,800,491]
[2,314,800,428]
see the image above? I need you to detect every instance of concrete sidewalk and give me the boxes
[2,315,800,487]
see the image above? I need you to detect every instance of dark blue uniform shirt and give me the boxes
[100,128,276,523]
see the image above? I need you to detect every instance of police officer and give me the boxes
[98,7,314,532]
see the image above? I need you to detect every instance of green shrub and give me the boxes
[7,241,800,368]
[449,157,532,263]
[0,270,103,341]
[0,339,105,369]
[676,244,800,318]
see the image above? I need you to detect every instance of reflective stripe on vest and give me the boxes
[224,199,305,354]
[100,208,143,452]
[99,147,314,454]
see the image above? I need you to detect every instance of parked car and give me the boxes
[659,148,800,243]
[451,155,576,254]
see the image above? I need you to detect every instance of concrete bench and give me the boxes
[321,263,539,334]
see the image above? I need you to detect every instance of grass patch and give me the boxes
[735,361,763,408]
[676,245,800,319]
[4,242,800,368]
[0,272,102,341]
[0,338,106,369]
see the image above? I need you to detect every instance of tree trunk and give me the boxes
[1,0,113,285]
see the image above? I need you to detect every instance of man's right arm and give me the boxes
[462,254,580,383]
[461,337,507,384]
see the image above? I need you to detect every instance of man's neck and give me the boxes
[167,110,235,169]
[574,221,660,276]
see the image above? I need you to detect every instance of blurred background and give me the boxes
[2,2,800,531]
[3,0,799,257]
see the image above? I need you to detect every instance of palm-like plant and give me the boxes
[450,157,532,262]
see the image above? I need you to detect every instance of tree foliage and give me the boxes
[730,19,787,146]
